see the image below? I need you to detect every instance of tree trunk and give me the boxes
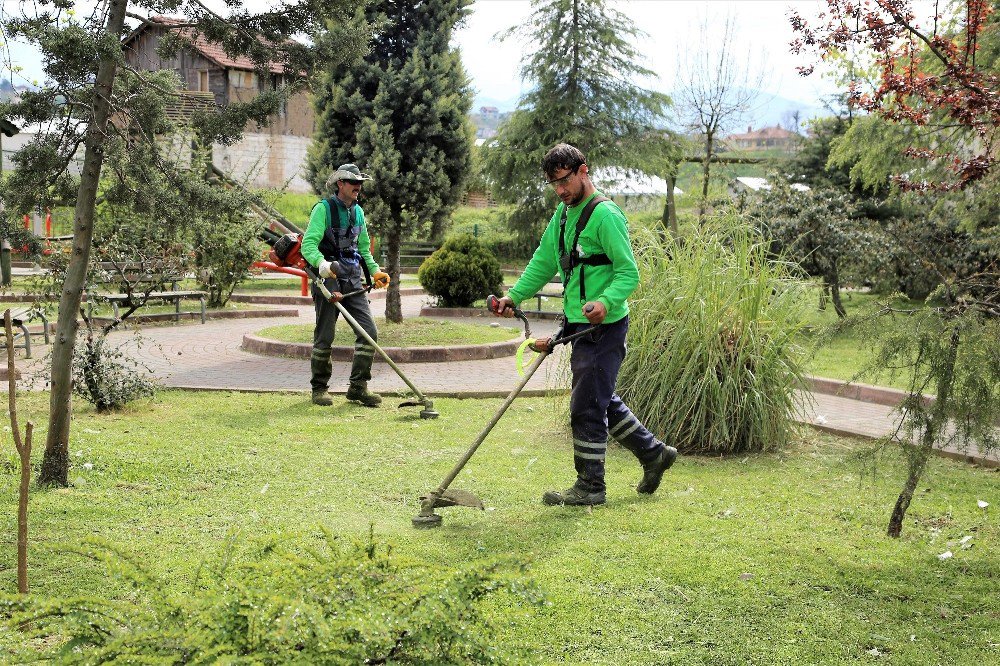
[886,440,931,538]
[6,311,33,593]
[662,167,679,238]
[699,131,713,222]
[38,0,129,487]
[826,265,846,318]
[384,224,402,323]
[886,327,960,537]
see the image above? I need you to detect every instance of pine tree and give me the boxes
[481,0,673,239]
[306,0,474,322]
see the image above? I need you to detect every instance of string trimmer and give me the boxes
[412,296,597,528]
[258,231,439,419]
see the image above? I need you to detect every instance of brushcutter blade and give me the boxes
[421,489,485,510]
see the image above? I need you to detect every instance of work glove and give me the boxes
[319,260,338,279]
[373,271,390,289]
[530,336,553,353]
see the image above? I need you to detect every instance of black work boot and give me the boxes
[346,382,382,407]
[311,389,334,406]
[542,485,606,506]
[637,446,678,495]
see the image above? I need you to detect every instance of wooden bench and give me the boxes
[89,263,206,324]
[2,307,50,358]
[382,241,439,271]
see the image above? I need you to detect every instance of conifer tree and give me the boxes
[306,0,474,322]
[481,0,673,239]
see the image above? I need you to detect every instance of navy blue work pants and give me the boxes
[567,316,663,492]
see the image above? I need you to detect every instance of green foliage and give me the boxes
[307,0,474,242]
[418,234,504,307]
[832,294,1000,460]
[747,176,890,316]
[2,531,540,664]
[192,209,265,307]
[447,205,534,262]
[481,0,675,239]
[72,333,157,413]
[618,219,811,455]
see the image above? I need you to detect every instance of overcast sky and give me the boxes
[3,0,938,108]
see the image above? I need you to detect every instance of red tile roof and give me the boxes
[125,15,291,74]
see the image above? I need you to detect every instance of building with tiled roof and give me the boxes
[726,125,800,152]
[122,16,315,191]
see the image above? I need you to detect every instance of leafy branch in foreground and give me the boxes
[827,274,1000,537]
[1,529,542,664]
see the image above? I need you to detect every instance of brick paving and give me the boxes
[6,292,996,466]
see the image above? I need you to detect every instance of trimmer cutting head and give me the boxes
[412,488,484,528]
[399,398,439,419]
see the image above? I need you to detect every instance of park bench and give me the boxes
[89,263,207,324]
[382,241,439,271]
[1,307,50,358]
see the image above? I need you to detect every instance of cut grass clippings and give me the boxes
[1,391,997,663]
[256,317,521,347]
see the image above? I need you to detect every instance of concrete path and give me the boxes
[6,291,997,467]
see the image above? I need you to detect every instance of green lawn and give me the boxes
[2,391,997,663]
[257,317,520,346]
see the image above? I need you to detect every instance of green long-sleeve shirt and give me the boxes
[507,192,639,324]
[301,197,380,276]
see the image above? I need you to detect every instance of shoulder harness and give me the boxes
[558,195,611,301]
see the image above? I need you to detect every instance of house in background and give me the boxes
[590,167,683,212]
[122,16,315,192]
[726,124,800,153]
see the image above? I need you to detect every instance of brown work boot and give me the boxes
[346,382,382,407]
[542,485,606,506]
[637,445,678,495]
[311,389,334,406]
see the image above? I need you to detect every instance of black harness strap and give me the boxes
[558,195,611,301]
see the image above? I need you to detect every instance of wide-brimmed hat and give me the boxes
[330,163,372,183]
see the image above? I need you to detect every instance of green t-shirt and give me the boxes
[508,192,639,324]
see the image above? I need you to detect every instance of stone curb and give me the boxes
[806,375,998,469]
[420,306,563,321]
[240,333,525,363]
[807,376,934,409]
[162,385,567,399]
[230,287,425,306]
[89,308,299,326]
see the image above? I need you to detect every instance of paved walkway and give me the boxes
[6,291,997,466]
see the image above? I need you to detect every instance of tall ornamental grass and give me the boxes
[618,221,811,455]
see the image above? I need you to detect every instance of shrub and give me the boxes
[447,206,533,263]
[72,333,157,412]
[617,218,811,455]
[1,531,541,664]
[418,234,504,307]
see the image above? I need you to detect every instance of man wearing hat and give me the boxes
[301,164,391,407]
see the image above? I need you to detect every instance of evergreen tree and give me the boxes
[306,0,474,323]
[481,0,673,239]
[0,0,368,486]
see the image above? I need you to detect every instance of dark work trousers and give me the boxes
[568,315,664,493]
[311,274,377,392]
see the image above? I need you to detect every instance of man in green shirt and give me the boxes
[301,163,390,407]
[493,144,677,506]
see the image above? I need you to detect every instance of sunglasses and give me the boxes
[545,165,580,187]
[343,179,363,186]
